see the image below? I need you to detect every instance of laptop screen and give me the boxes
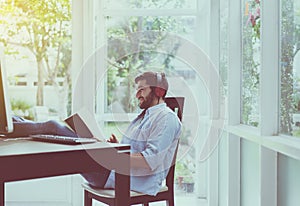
[64,113,93,138]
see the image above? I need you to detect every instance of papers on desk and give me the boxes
[64,108,105,141]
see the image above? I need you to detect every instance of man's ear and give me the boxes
[155,87,166,97]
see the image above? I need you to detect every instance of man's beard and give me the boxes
[139,92,155,109]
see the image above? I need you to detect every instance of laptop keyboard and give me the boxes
[29,134,98,145]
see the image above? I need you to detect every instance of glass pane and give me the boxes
[220,0,229,95]
[103,0,197,9]
[104,15,196,113]
[0,0,72,122]
[241,0,261,126]
[102,122,130,141]
[280,0,300,136]
[95,9,205,197]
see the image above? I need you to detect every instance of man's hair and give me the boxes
[135,71,169,98]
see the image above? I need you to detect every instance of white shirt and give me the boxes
[104,103,182,196]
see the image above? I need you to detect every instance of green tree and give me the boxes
[281,0,300,135]
[0,0,72,118]
[244,0,300,134]
[242,0,260,126]
[106,12,187,112]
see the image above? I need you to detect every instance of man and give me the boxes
[82,71,182,196]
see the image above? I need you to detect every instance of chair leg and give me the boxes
[84,190,92,206]
[167,198,175,206]
[142,203,149,206]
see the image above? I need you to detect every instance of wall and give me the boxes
[278,154,300,206]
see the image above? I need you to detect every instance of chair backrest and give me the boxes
[165,97,184,122]
[164,97,184,189]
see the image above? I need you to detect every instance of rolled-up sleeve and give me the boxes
[141,113,181,171]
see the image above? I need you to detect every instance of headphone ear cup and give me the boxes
[155,87,165,97]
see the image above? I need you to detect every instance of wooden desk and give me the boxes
[0,139,130,206]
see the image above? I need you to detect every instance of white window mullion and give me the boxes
[259,146,278,206]
[94,0,107,129]
[195,0,210,200]
[260,0,280,136]
[73,0,96,113]
[83,0,96,113]
[259,0,280,205]
[208,0,220,205]
[71,1,94,205]
[71,0,84,112]
[228,0,242,126]
[227,0,242,205]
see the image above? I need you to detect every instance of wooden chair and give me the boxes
[82,97,185,206]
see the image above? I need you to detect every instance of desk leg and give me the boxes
[0,182,4,206]
[115,173,130,206]
[114,151,130,206]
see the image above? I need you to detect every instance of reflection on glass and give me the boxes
[280,0,300,136]
[241,0,261,127]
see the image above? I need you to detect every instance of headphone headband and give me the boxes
[156,72,162,84]
[155,72,165,98]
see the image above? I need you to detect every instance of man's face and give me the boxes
[135,79,155,109]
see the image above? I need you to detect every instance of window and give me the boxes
[220,0,229,93]
[241,0,261,126]
[0,0,72,122]
[280,0,300,136]
[92,0,208,196]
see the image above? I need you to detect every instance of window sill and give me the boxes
[227,124,300,161]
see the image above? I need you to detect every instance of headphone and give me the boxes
[155,72,166,97]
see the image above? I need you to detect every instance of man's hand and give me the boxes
[107,134,119,143]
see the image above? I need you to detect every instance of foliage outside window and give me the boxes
[105,17,191,113]
[10,98,34,120]
[102,0,196,113]
[0,0,72,119]
[280,0,300,136]
[96,0,200,195]
[220,0,229,94]
[241,0,261,127]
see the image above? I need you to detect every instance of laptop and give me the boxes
[30,108,105,145]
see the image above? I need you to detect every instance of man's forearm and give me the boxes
[130,153,151,169]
